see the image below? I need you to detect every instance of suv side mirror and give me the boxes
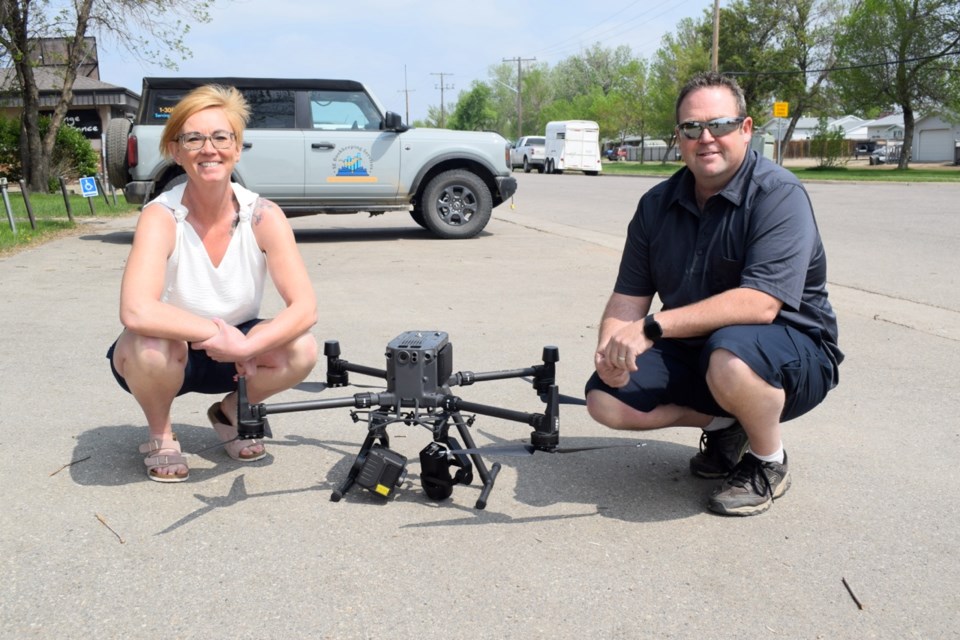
[383,111,408,133]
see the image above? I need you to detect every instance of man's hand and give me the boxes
[595,320,652,387]
[594,350,630,388]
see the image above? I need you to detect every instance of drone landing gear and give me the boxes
[329,410,502,509]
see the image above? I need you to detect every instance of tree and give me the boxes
[715,0,848,163]
[833,0,960,168]
[447,81,497,131]
[0,0,212,192]
[647,17,711,161]
[551,43,633,102]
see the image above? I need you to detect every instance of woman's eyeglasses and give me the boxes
[178,130,236,151]
[676,117,745,140]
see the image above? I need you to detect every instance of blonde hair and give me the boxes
[159,85,250,158]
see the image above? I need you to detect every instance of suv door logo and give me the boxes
[329,146,377,183]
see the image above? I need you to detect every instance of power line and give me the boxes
[726,50,960,77]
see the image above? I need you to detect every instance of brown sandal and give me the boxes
[207,402,266,462]
[139,437,189,483]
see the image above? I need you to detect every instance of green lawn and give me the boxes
[601,159,960,182]
[0,188,139,256]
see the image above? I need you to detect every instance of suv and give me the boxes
[106,77,517,239]
[509,135,545,173]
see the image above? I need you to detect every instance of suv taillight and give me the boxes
[504,144,511,168]
[126,135,138,168]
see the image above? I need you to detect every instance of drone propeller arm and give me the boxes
[449,366,538,387]
[441,395,550,431]
[259,392,386,416]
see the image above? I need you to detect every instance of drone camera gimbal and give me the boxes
[234,330,562,509]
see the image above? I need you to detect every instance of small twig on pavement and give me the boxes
[95,513,125,544]
[842,577,864,610]
[49,455,91,476]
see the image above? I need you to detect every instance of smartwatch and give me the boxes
[643,314,663,341]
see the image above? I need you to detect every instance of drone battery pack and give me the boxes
[356,445,408,497]
[385,331,453,403]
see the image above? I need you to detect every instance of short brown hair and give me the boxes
[159,85,250,158]
[675,72,747,123]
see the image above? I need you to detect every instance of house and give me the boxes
[911,113,960,163]
[864,113,905,142]
[758,115,868,142]
[0,38,139,156]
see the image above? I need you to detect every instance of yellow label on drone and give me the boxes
[375,484,391,496]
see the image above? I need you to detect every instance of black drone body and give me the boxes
[234,330,562,509]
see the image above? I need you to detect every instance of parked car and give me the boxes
[106,77,517,239]
[869,145,900,165]
[510,136,546,173]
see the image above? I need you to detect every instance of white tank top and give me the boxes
[152,183,266,325]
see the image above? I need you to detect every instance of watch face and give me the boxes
[644,315,662,340]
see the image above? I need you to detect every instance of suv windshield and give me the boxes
[143,87,296,128]
[308,90,382,130]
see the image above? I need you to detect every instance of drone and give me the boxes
[233,330,567,510]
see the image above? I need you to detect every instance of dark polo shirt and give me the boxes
[614,149,843,368]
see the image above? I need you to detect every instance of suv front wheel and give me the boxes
[420,169,492,239]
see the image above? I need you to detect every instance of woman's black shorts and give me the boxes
[106,318,263,397]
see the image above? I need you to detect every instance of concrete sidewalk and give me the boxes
[1,178,958,638]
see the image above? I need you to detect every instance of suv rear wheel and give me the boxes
[106,118,131,189]
[420,169,492,239]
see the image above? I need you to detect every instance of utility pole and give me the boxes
[503,56,536,138]
[711,0,720,72]
[398,65,414,124]
[430,72,454,128]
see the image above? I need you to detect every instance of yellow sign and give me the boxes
[773,102,789,118]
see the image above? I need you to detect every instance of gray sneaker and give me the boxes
[708,451,791,516]
[689,422,749,478]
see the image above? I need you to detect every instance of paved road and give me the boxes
[1,171,957,638]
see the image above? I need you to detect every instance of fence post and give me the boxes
[58,177,75,222]
[17,180,37,230]
[95,174,110,206]
[1,178,15,234]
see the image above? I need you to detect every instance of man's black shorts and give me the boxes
[106,318,263,397]
[584,324,837,421]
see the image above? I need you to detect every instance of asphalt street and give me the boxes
[1,170,957,639]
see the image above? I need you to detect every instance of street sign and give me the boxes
[773,102,789,118]
[79,176,98,198]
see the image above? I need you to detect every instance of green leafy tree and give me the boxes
[551,43,634,101]
[447,81,497,131]
[647,18,711,161]
[711,0,849,163]
[833,0,960,168]
[0,0,212,192]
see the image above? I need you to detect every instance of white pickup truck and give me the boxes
[509,136,546,173]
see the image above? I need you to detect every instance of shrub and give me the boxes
[810,118,848,169]
[0,115,100,191]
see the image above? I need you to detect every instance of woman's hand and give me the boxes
[192,318,258,378]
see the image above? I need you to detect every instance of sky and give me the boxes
[96,0,716,123]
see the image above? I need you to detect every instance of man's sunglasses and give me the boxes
[676,117,745,140]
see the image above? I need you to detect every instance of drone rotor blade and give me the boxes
[451,444,538,457]
[547,393,587,406]
[294,381,385,394]
[453,442,643,457]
